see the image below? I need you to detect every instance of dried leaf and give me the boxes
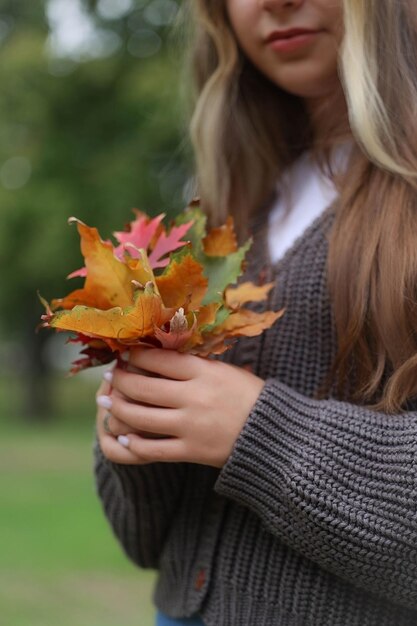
[175,202,207,257]
[52,219,155,311]
[155,253,208,310]
[40,204,285,373]
[225,282,274,309]
[114,211,165,258]
[215,307,285,337]
[148,221,193,269]
[201,239,251,304]
[49,285,174,341]
[202,216,237,256]
[154,308,196,350]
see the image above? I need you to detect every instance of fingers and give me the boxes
[96,378,111,398]
[102,410,144,438]
[110,392,183,436]
[96,402,145,465]
[96,407,186,465]
[111,368,185,408]
[129,348,201,381]
[118,433,188,464]
[97,429,150,465]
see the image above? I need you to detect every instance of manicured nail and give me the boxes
[96,395,112,409]
[118,435,130,448]
[103,370,113,383]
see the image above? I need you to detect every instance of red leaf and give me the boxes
[149,221,193,269]
[113,212,165,261]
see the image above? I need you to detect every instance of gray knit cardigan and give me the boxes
[93,202,417,626]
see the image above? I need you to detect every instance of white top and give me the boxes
[268,147,350,264]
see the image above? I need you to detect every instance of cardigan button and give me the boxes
[195,568,206,591]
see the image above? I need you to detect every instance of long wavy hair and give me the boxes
[176,0,417,413]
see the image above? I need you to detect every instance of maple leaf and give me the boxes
[154,308,197,350]
[149,223,193,269]
[40,203,285,374]
[214,307,284,337]
[155,253,208,311]
[224,282,275,309]
[201,239,251,304]
[175,202,207,257]
[176,200,252,304]
[69,212,192,277]
[69,342,116,374]
[114,211,193,269]
[113,211,165,255]
[52,219,155,311]
[202,217,238,256]
[190,309,284,357]
[49,283,174,342]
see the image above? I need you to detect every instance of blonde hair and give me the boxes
[342,0,417,180]
[178,0,417,412]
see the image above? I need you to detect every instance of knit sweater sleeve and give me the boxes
[214,378,417,610]
[93,435,187,569]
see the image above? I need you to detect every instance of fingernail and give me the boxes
[96,395,112,409]
[103,370,113,383]
[118,435,130,448]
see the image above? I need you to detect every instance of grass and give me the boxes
[0,372,157,626]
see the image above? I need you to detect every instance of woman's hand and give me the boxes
[96,348,265,468]
[96,377,153,465]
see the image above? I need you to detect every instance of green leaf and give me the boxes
[201,239,252,304]
[175,204,207,257]
[176,203,252,304]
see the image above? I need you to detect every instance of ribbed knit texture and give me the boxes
[93,201,417,625]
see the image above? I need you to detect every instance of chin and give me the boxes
[275,75,341,100]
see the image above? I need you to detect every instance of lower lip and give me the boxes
[269,32,320,53]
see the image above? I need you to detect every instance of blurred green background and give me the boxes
[0,0,191,623]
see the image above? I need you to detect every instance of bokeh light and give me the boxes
[144,0,178,27]
[127,28,161,58]
[97,0,134,21]
[0,157,32,190]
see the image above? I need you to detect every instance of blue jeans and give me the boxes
[156,610,205,626]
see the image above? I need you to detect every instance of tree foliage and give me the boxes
[0,0,189,335]
[0,0,190,417]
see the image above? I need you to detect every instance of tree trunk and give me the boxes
[22,317,54,421]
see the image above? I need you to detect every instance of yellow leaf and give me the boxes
[190,307,285,356]
[50,289,173,341]
[216,308,285,337]
[52,220,155,311]
[225,282,275,309]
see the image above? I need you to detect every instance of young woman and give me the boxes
[93,1,417,624]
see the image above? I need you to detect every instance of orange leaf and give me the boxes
[202,216,238,256]
[189,307,284,357]
[189,334,232,357]
[225,282,275,309]
[180,302,222,352]
[215,308,285,337]
[49,288,173,341]
[195,302,221,327]
[155,253,208,311]
[52,219,155,311]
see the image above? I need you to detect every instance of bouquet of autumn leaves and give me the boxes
[40,200,283,374]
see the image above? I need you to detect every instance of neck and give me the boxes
[304,86,352,147]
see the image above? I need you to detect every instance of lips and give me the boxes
[265,28,320,44]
